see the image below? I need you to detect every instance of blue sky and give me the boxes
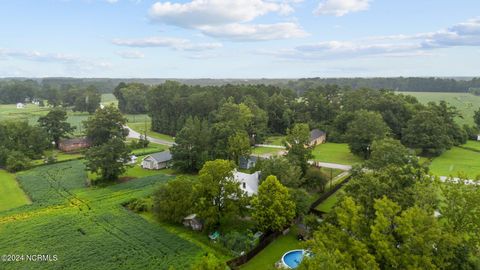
[0,0,479,78]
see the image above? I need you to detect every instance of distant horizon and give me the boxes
[0,76,478,80]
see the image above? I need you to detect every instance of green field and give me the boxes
[429,145,480,179]
[400,92,480,126]
[315,189,342,213]
[0,170,30,212]
[240,229,302,270]
[264,136,285,146]
[252,146,284,155]
[0,161,204,269]
[312,143,363,165]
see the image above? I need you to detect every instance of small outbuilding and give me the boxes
[309,129,326,146]
[141,151,172,170]
[58,138,90,152]
[16,103,25,109]
[183,214,203,231]
[477,134,480,141]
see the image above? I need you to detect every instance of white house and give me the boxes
[16,103,25,109]
[141,151,172,170]
[477,134,480,141]
[232,170,260,196]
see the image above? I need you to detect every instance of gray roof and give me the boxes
[310,129,326,141]
[146,151,172,163]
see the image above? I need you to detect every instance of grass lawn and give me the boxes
[252,147,283,155]
[126,114,175,142]
[241,229,302,270]
[130,144,169,156]
[315,189,343,213]
[31,150,84,166]
[0,170,30,212]
[462,140,480,152]
[399,92,480,126]
[264,136,285,146]
[429,146,480,179]
[312,143,363,165]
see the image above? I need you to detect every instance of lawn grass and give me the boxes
[315,189,342,213]
[462,140,480,152]
[252,147,283,155]
[429,146,480,179]
[399,92,480,126]
[241,229,302,270]
[126,114,175,142]
[312,143,363,165]
[264,136,285,146]
[31,150,84,166]
[0,170,30,212]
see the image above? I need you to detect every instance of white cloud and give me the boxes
[314,0,371,16]
[263,17,480,60]
[116,50,145,59]
[112,37,223,51]
[149,0,293,27]
[105,0,119,3]
[0,48,111,71]
[148,0,306,41]
[199,22,308,41]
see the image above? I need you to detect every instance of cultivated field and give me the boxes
[400,92,480,126]
[0,161,203,269]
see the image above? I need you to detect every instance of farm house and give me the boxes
[141,151,172,170]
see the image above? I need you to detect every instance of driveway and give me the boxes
[125,126,174,146]
[309,160,352,171]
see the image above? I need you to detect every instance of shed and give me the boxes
[141,151,172,170]
[183,214,203,231]
[309,129,326,146]
[16,103,25,109]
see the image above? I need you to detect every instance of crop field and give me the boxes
[0,170,30,212]
[399,92,480,126]
[0,161,203,269]
[312,143,363,165]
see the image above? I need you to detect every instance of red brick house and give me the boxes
[58,138,90,152]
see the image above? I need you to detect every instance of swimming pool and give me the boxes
[281,249,305,269]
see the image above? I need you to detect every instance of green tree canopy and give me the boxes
[251,175,296,232]
[366,138,418,170]
[38,108,75,147]
[345,110,390,158]
[85,137,131,181]
[285,123,313,174]
[153,177,196,223]
[83,104,128,146]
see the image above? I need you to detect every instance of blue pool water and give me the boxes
[282,250,304,269]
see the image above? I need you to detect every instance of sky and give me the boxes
[0,0,479,78]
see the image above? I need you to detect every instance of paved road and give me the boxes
[308,160,352,171]
[125,126,174,146]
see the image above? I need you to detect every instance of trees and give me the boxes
[73,86,101,114]
[301,196,470,270]
[475,107,480,129]
[83,104,128,146]
[38,108,75,147]
[303,167,328,192]
[191,253,227,270]
[6,151,31,172]
[0,121,49,162]
[195,160,246,230]
[366,138,418,170]
[153,177,196,223]
[255,156,302,188]
[285,123,313,174]
[345,110,390,158]
[402,110,452,156]
[251,175,296,232]
[85,137,131,181]
[227,131,251,165]
[113,83,148,114]
[171,117,211,172]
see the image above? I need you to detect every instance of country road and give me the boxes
[125,126,174,146]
